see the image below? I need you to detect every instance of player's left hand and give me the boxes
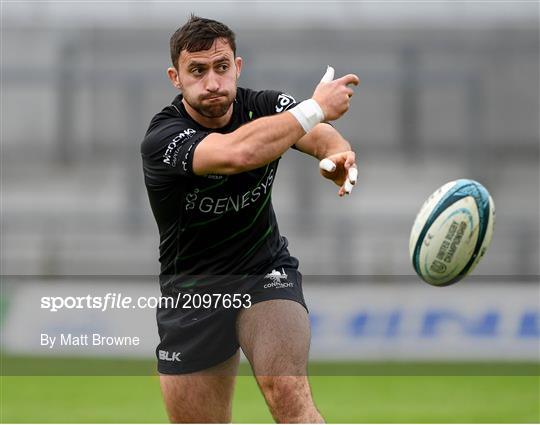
[319,151,357,197]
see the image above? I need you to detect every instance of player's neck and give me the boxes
[182,99,233,129]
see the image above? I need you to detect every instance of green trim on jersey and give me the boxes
[237,223,275,262]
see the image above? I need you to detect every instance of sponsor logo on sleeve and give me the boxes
[275,93,296,113]
[163,128,196,167]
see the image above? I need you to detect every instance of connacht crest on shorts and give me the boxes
[265,268,288,284]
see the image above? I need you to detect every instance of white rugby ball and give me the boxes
[409,179,495,286]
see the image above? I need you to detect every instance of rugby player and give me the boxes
[141,15,359,423]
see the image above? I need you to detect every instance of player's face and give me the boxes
[172,38,242,120]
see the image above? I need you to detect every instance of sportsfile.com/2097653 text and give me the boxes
[40,292,252,312]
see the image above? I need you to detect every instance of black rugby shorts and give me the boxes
[156,260,308,375]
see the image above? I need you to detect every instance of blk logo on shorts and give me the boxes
[159,350,182,362]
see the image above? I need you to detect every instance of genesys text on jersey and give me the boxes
[185,166,275,214]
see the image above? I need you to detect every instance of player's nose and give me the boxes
[204,70,220,92]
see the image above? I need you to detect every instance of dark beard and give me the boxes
[194,101,231,118]
[185,92,235,119]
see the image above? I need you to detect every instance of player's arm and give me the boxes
[294,122,351,160]
[192,68,359,176]
[193,112,305,175]
[294,122,358,197]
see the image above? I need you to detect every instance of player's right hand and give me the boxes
[311,66,359,121]
[319,151,358,196]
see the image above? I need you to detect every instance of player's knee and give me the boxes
[259,376,312,422]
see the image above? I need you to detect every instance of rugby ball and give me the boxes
[409,179,495,286]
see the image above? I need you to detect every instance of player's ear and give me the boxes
[167,67,182,90]
[235,56,243,79]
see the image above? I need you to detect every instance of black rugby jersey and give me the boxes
[141,87,298,290]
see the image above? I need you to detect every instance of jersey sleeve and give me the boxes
[248,90,298,118]
[247,89,315,151]
[141,119,208,181]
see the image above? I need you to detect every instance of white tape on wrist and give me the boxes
[289,99,324,133]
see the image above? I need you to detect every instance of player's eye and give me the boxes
[216,64,229,73]
[190,67,204,76]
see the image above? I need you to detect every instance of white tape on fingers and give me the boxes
[348,167,358,184]
[320,65,335,83]
[319,158,336,172]
[344,179,354,194]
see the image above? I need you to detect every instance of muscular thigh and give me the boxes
[160,350,240,423]
[236,299,310,376]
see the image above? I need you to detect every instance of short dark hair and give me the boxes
[170,15,236,69]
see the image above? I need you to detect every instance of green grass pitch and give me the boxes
[1,357,539,423]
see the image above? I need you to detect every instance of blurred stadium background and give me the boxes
[1,1,539,423]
